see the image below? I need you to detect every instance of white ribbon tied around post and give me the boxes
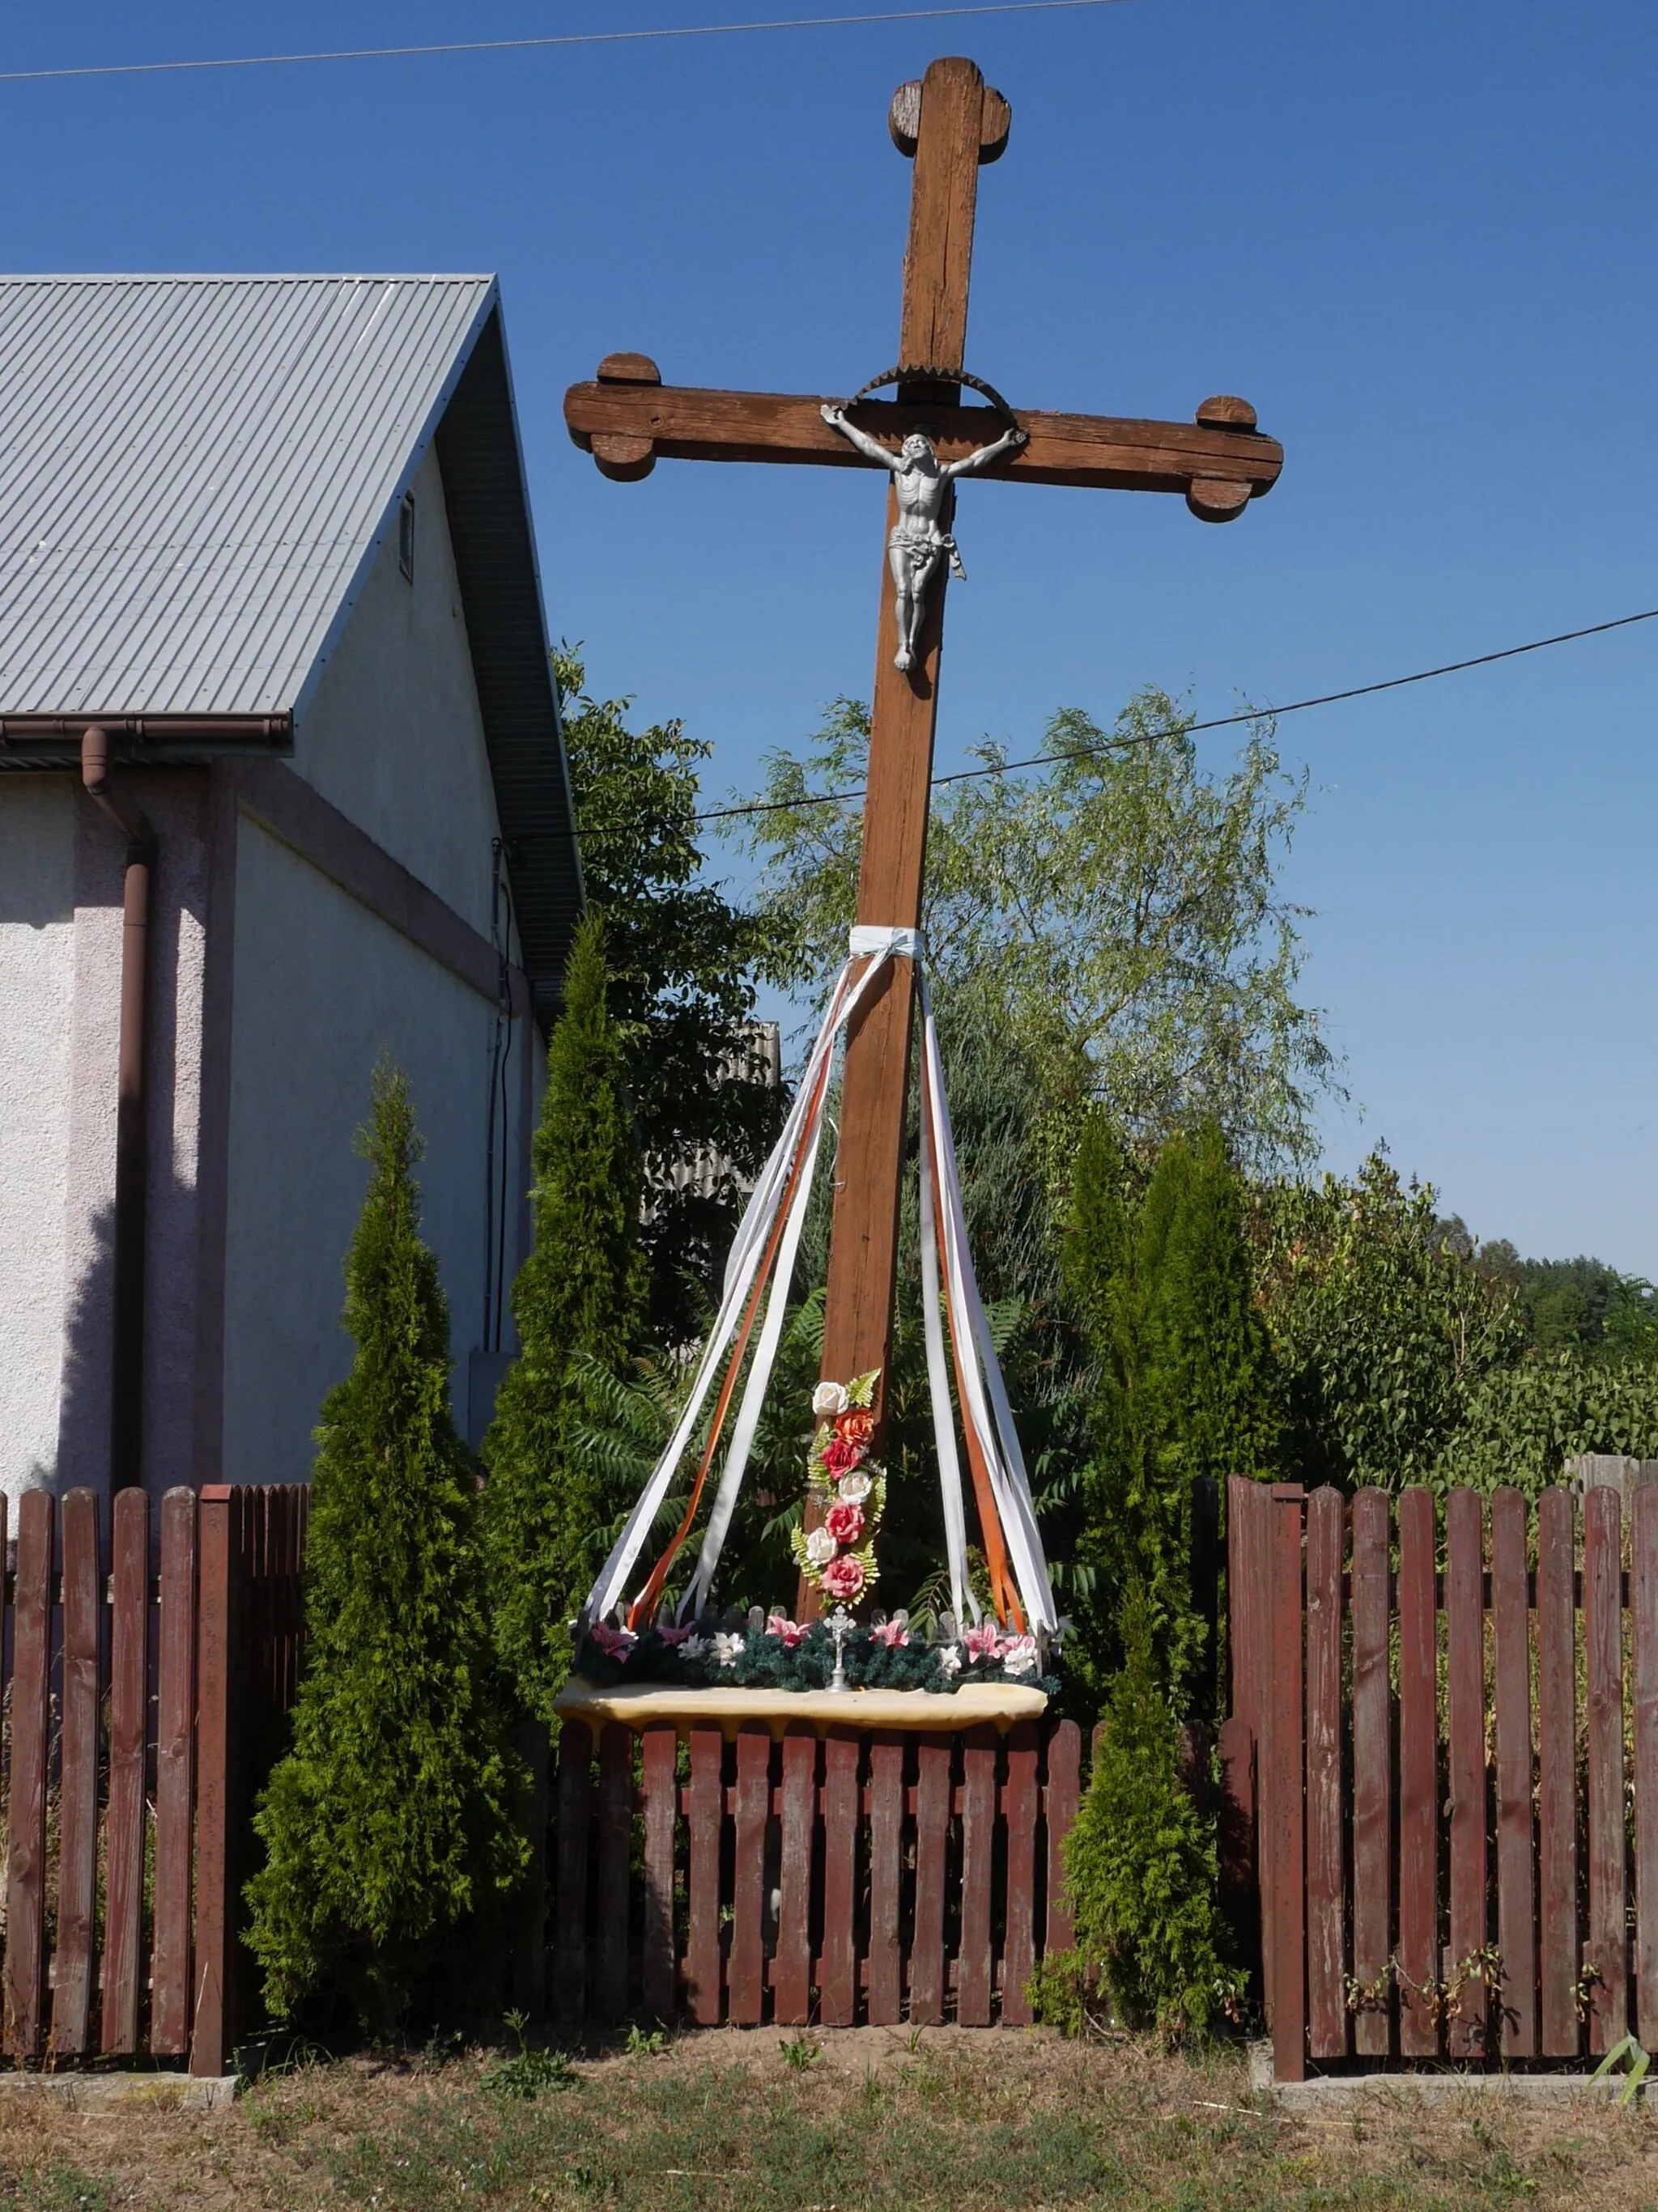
[580,925,1059,1636]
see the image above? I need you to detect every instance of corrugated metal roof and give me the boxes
[0,274,582,1006]
[0,274,497,715]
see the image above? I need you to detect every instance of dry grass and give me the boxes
[1,2032,1656,2210]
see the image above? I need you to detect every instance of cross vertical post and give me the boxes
[817,56,1007,1431]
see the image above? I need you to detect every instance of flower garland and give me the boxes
[574,1611,1054,1697]
[789,1371,884,1604]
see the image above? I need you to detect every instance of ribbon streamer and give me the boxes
[580,928,1060,1636]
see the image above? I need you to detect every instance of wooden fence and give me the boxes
[547,1717,1084,2027]
[1226,1475,1658,2082]
[0,1483,306,2076]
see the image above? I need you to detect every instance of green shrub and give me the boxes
[1065,1117,1279,1708]
[244,1064,526,2032]
[480,914,648,1722]
[1059,1589,1244,2045]
[1439,1353,1658,1495]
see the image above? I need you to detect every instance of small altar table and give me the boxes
[555,1678,1048,1740]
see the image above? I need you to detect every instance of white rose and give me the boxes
[712,1632,744,1668]
[836,1471,872,1505]
[812,1381,849,1418]
[805,1526,838,1566]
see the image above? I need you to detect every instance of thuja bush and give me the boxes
[1048,1587,1244,2046]
[480,915,648,1722]
[1065,1114,1280,1709]
[245,1064,526,2032]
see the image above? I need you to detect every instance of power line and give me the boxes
[0,1,1133,87]
[694,601,1658,825]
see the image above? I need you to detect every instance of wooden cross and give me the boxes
[566,56,1282,1602]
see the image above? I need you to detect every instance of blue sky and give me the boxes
[11,1,1658,1266]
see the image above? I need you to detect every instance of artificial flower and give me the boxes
[963,1623,1004,1662]
[657,1623,698,1647]
[836,1470,872,1505]
[712,1632,744,1668]
[812,1380,849,1418]
[834,1407,875,1449]
[823,1500,865,1544]
[805,1526,838,1566]
[936,1641,963,1677]
[678,1635,709,1662]
[869,1617,908,1648]
[820,1436,865,1478]
[589,1623,636,1659]
[1000,1634,1039,1677]
[819,1552,865,1601]
[766,1612,804,1646]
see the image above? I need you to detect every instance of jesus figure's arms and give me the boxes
[820,403,902,470]
[941,421,1028,481]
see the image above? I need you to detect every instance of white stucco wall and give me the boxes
[0,780,77,1493]
[291,443,504,939]
[222,818,521,1488]
[0,773,210,1504]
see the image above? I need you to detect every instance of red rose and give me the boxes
[819,1553,865,1600]
[820,1437,865,1478]
[823,1501,865,1544]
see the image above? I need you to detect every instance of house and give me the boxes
[0,275,580,1502]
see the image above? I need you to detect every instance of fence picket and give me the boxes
[640,1726,678,2026]
[685,1726,723,2026]
[774,1728,816,2026]
[1001,1722,1039,2026]
[867,1733,906,2026]
[958,1726,997,2027]
[1350,1488,1392,2057]
[1585,1484,1629,2049]
[1044,1721,1082,1956]
[1305,1487,1346,2059]
[594,1723,634,2025]
[910,1736,950,2025]
[1446,1488,1488,2057]
[1397,1488,1439,2057]
[1635,1487,1658,2049]
[1490,1487,1536,2057]
[103,1490,147,2056]
[153,1489,198,2056]
[4,1492,48,2057]
[552,1718,595,2024]
[52,1490,101,2056]
[1268,1486,1306,2082]
[1537,1487,1579,2056]
[728,1726,770,2026]
[821,1730,861,2027]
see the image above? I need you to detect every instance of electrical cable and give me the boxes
[0,1,1135,87]
[692,601,1658,825]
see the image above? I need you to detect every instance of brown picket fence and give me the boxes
[0,1483,306,2075]
[1226,1474,1658,2082]
[546,1717,1084,2027]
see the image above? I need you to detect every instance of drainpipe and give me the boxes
[80,728,156,1493]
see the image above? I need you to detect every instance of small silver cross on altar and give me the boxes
[826,1607,857,1694]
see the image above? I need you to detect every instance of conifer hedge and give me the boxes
[244,1064,525,2032]
[480,914,648,1722]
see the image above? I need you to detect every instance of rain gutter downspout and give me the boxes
[80,727,156,1493]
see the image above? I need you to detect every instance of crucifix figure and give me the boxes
[821,404,1027,669]
[566,56,1282,1615]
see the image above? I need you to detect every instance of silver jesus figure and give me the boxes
[821,403,1027,671]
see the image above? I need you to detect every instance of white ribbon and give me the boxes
[848,923,923,960]
[581,926,1058,1637]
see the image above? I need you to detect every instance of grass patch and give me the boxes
[0,2035,1654,2209]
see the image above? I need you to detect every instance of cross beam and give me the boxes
[565,56,1283,1615]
